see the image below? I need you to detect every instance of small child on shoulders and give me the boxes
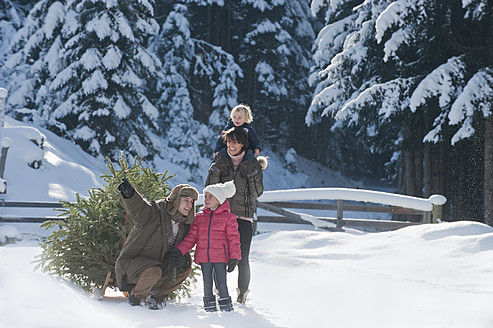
[214,104,261,158]
[169,181,241,312]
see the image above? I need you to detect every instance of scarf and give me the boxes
[227,149,245,170]
[169,213,188,246]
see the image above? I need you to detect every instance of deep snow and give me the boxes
[1,118,493,328]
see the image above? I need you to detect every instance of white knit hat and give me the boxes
[203,181,236,205]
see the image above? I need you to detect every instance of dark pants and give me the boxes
[237,219,253,290]
[201,263,229,298]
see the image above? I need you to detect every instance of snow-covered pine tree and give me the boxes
[35,155,199,298]
[0,0,30,67]
[307,0,397,179]
[193,39,242,130]
[233,0,316,150]
[2,0,67,124]
[48,0,162,159]
[3,0,162,160]
[180,0,317,153]
[150,4,217,180]
[309,0,493,223]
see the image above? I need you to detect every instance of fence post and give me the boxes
[336,199,343,229]
[0,87,8,193]
[432,205,442,223]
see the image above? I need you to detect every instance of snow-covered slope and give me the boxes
[0,116,359,218]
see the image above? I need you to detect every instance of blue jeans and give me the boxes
[201,263,229,299]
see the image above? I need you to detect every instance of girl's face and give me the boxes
[231,110,246,127]
[204,192,220,209]
[226,138,244,156]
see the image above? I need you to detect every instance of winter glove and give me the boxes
[227,259,239,272]
[118,178,134,199]
[168,247,186,267]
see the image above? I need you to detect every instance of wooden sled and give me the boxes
[93,271,128,301]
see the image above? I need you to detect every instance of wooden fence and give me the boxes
[1,188,447,231]
[254,188,447,231]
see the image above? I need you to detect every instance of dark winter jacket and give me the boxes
[176,201,241,264]
[214,121,262,153]
[114,191,192,291]
[206,148,268,218]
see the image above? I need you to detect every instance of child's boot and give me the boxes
[218,296,233,312]
[236,288,249,304]
[203,296,217,312]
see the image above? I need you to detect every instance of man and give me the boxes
[115,178,198,310]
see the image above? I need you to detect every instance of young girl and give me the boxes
[214,104,262,158]
[170,181,241,312]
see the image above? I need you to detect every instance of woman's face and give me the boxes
[227,138,244,156]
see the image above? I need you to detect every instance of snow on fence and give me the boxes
[254,188,447,231]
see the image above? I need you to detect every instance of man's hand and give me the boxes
[118,178,134,199]
[169,247,186,267]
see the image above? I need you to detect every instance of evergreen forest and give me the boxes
[0,0,492,225]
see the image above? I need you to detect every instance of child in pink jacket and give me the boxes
[170,181,241,312]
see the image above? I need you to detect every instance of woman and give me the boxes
[206,126,268,304]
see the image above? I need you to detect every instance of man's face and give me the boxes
[177,196,194,217]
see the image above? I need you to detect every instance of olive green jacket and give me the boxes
[206,148,268,218]
[114,192,190,291]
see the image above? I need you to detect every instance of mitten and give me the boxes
[227,259,239,272]
[169,247,186,267]
[118,178,134,199]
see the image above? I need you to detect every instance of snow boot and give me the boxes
[236,288,249,304]
[203,296,217,312]
[218,296,234,312]
[128,294,142,307]
[145,294,166,310]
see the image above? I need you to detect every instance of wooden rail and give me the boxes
[0,201,65,222]
[1,189,446,232]
[256,199,438,231]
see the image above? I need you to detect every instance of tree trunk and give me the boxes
[414,146,423,197]
[438,142,449,221]
[405,150,416,196]
[484,115,493,226]
[423,142,433,197]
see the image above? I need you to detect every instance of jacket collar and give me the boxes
[203,200,231,215]
[219,147,255,161]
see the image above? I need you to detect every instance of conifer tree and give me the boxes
[35,154,199,298]
[3,0,163,160]
[309,0,493,222]
[2,0,67,123]
[151,4,216,180]
[49,0,162,159]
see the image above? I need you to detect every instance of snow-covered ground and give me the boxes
[1,118,493,327]
[1,221,493,328]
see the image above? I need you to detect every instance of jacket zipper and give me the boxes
[207,210,214,262]
[223,244,227,260]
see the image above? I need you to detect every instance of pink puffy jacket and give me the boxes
[176,200,241,264]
